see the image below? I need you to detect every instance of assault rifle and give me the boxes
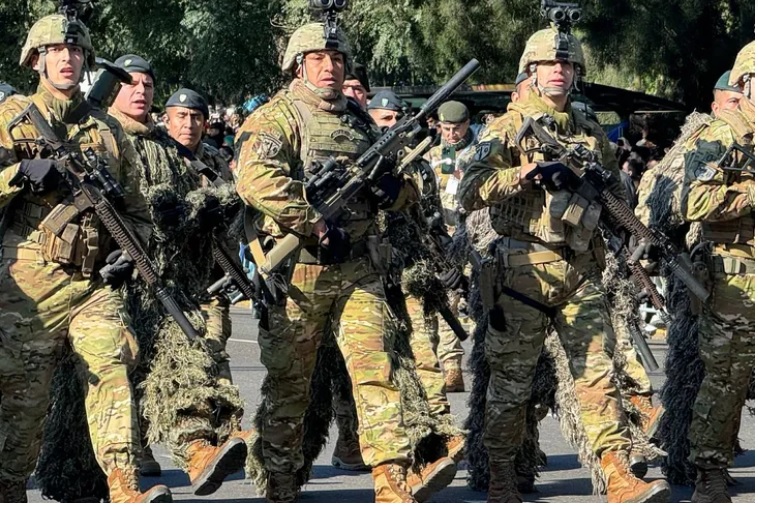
[258,58,481,277]
[15,102,201,343]
[516,115,711,303]
[718,141,755,176]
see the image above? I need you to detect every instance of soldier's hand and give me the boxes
[12,159,62,194]
[438,267,464,290]
[99,249,135,289]
[519,162,538,186]
[369,173,402,208]
[528,161,575,192]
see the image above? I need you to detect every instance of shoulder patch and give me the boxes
[694,164,717,181]
[474,141,492,161]
[256,131,283,159]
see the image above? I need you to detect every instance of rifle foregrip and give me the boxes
[155,287,201,341]
[666,255,711,303]
[212,242,257,300]
[628,319,659,372]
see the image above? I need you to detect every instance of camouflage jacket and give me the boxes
[423,131,476,228]
[681,107,754,247]
[0,86,150,268]
[458,90,624,252]
[235,79,418,244]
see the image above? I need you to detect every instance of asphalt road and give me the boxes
[28,307,755,503]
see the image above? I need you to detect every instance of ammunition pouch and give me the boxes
[366,234,392,277]
[479,254,500,312]
[689,243,714,315]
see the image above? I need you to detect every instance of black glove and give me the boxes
[369,173,402,208]
[11,159,62,194]
[319,224,352,263]
[438,267,464,290]
[194,195,225,231]
[99,249,135,289]
[526,161,575,192]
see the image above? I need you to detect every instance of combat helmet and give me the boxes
[729,41,755,87]
[518,27,585,75]
[20,14,95,75]
[281,22,352,73]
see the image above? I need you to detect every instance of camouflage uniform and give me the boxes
[682,63,755,473]
[0,78,149,498]
[459,26,670,503]
[235,24,420,500]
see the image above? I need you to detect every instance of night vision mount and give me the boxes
[58,0,96,22]
[540,0,582,65]
[309,0,348,48]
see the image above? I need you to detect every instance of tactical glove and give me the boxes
[438,267,464,290]
[11,159,62,194]
[526,161,575,192]
[319,224,352,263]
[99,249,135,289]
[369,173,402,208]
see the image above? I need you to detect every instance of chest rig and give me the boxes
[2,95,120,276]
[491,112,604,252]
[290,98,376,230]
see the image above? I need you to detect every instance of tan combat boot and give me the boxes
[487,459,521,502]
[691,466,731,503]
[372,463,416,503]
[629,394,664,439]
[443,359,465,393]
[601,451,670,503]
[107,468,172,503]
[139,445,162,477]
[332,429,370,472]
[0,478,28,503]
[265,471,299,503]
[185,437,247,496]
[406,456,457,502]
[446,434,466,463]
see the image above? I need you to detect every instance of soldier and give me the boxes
[165,88,232,181]
[511,72,530,103]
[422,100,475,392]
[367,89,406,128]
[342,62,369,108]
[109,56,248,495]
[712,70,743,117]
[682,41,754,503]
[0,15,170,503]
[458,27,671,502]
[235,21,457,503]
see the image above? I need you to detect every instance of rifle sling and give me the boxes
[500,286,556,318]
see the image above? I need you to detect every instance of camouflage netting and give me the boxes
[36,170,245,501]
[244,209,463,496]
[461,211,659,496]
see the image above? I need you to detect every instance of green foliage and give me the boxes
[1,0,754,110]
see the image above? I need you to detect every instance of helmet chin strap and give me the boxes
[298,53,340,101]
[529,62,574,99]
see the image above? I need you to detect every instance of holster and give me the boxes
[479,253,501,312]
[689,242,714,315]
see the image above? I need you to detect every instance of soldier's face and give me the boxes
[535,60,574,96]
[35,43,84,89]
[342,79,368,107]
[711,89,742,118]
[369,108,400,128]
[299,50,345,91]
[113,72,154,123]
[166,106,205,151]
[511,79,531,103]
[440,120,470,144]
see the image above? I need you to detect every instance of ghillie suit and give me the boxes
[462,210,660,496]
[36,131,244,500]
[647,112,755,486]
[243,197,463,497]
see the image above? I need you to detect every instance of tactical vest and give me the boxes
[489,107,605,252]
[289,95,377,240]
[1,94,120,276]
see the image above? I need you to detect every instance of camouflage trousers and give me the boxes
[258,257,412,472]
[689,265,755,468]
[165,299,242,467]
[405,294,450,415]
[484,248,631,461]
[436,290,466,364]
[0,258,139,483]
[611,311,653,395]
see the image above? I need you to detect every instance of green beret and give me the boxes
[714,70,742,92]
[166,88,209,119]
[368,90,403,111]
[438,101,469,123]
[114,54,155,81]
[345,62,370,92]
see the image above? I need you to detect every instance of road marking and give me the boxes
[229,338,257,344]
